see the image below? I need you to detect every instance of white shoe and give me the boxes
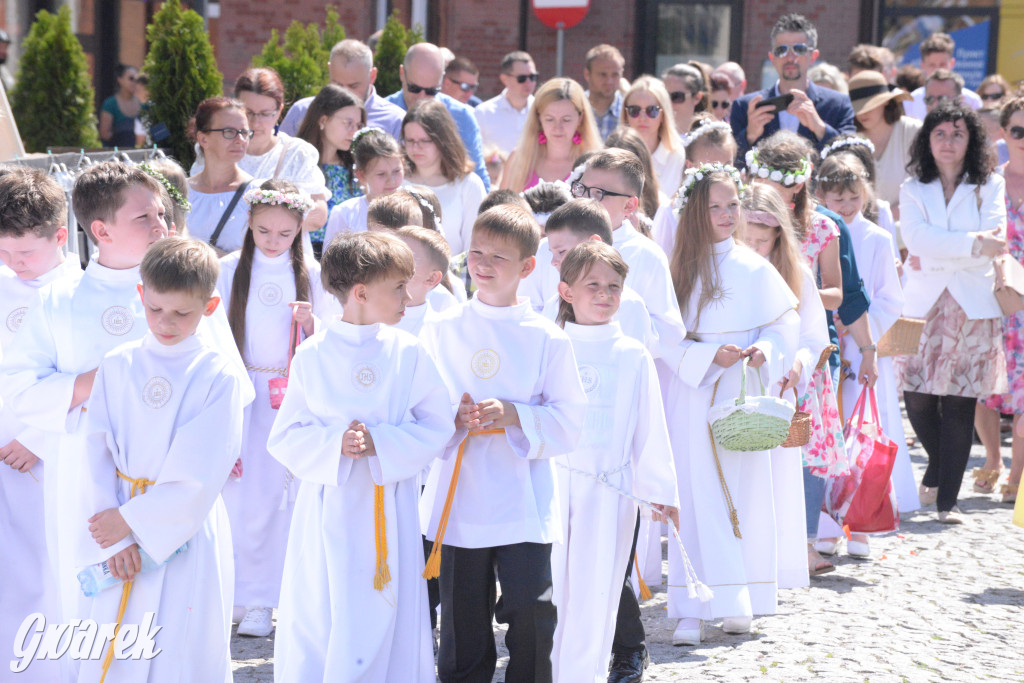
[814,538,841,556]
[672,618,703,646]
[847,538,870,558]
[236,606,274,637]
[722,616,751,634]
[232,605,248,624]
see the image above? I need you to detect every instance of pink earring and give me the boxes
[538,131,548,145]
[572,131,582,145]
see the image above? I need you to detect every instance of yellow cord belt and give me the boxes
[99,471,156,683]
[422,428,505,579]
[373,484,391,591]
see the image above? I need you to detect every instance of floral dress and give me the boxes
[798,213,849,478]
[310,163,362,248]
[983,192,1024,415]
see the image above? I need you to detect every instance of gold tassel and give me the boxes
[423,429,505,579]
[374,484,391,591]
[633,554,652,601]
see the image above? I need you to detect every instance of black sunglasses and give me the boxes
[668,91,689,104]
[515,73,540,84]
[1010,126,1024,140]
[772,43,812,58]
[447,75,478,93]
[981,91,1005,101]
[570,180,633,201]
[625,104,662,119]
[407,82,440,96]
[712,100,731,109]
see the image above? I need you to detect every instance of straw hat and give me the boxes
[848,70,910,115]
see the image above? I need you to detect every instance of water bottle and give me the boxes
[76,542,188,597]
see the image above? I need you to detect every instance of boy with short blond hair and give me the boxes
[269,231,454,682]
[0,167,82,682]
[420,205,587,683]
[76,236,248,681]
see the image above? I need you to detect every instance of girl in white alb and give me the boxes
[323,128,406,243]
[218,181,331,637]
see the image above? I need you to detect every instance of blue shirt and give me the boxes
[587,90,623,141]
[385,90,491,191]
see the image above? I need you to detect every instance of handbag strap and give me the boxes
[285,306,301,377]
[273,138,291,179]
[209,180,251,249]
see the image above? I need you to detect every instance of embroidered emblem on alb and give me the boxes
[101,306,134,336]
[6,306,27,332]
[578,364,601,393]
[258,282,283,306]
[708,284,732,308]
[142,377,172,409]
[471,349,500,379]
[352,362,381,392]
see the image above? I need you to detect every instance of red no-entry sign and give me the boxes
[531,0,590,29]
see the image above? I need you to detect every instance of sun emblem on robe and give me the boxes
[578,364,601,393]
[471,349,500,379]
[142,377,172,409]
[708,284,731,308]
[101,306,134,336]
[258,282,284,306]
[6,306,27,332]
[352,362,381,392]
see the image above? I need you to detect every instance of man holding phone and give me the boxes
[730,13,855,162]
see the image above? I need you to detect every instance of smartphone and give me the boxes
[757,93,795,111]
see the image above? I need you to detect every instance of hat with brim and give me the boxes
[848,70,910,115]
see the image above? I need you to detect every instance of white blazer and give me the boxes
[899,174,1007,320]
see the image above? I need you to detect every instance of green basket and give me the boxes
[708,357,795,452]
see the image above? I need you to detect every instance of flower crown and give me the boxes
[139,162,190,212]
[681,120,733,148]
[403,187,436,221]
[351,126,385,151]
[672,162,746,215]
[243,187,314,215]
[745,148,810,187]
[566,160,589,188]
[820,136,875,160]
[815,171,868,186]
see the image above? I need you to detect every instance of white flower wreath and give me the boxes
[820,136,876,160]
[244,187,314,215]
[672,162,746,215]
[745,148,810,187]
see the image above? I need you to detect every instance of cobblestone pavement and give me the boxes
[231,425,1024,682]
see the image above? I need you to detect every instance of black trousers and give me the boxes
[611,511,646,655]
[438,542,555,683]
[424,536,440,630]
[904,391,977,512]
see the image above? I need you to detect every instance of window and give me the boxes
[638,0,741,76]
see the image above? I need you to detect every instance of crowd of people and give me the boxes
[2,11,1024,683]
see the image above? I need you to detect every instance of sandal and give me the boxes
[1001,481,1019,504]
[808,544,835,577]
[972,467,1001,494]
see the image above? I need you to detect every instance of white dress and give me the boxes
[323,195,369,247]
[218,249,329,609]
[75,332,250,683]
[268,320,454,683]
[404,174,487,255]
[187,183,256,253]
[664,238,799,620]
[550,321,677,682]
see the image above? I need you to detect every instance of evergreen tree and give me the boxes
[10,7,100,152]
[372,11,410,99]
[253,7,347,106]
[143,0,222,167]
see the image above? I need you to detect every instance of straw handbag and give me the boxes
[708,357,795,452]
[780,387,811,448]
[877,318,925,358]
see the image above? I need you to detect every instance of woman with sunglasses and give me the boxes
[500,78,602,193]
[709,73,733,123]
[978,74,1012,108]
[99,64,141,148]
[974,96,1024,507]
[191,68,329,245]
[186,97,256,252]
[620,76,686,197]
[660,64,707,135]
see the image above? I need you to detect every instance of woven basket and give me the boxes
[709,357,795,452]
[815,344,837,371]
[877,318,925,358]
[780,387,811,448]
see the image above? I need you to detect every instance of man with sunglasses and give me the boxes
[386,42,491,190]
[583,44,626,140]
[442,56,482,107]
[475,51,538,155]
[902,32,982,120]
[729,13,855,162]
[279,39,406,141]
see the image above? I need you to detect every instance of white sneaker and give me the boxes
[236,606,274,637]
[722,616,752,634]
[232,605,248,624]
[672,618,704,646]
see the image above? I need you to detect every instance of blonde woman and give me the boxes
[500,78,602,192]
[620,75,686,196]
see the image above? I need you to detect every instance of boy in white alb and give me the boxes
[420,205,587,683]
[268,232,454,683]
[76,237,249,682]
[0,168,81,682]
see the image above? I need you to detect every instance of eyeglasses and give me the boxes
[924,95,958,107]
[246,109,279,121]
[515,73,540,84]
[403,137,435,149]
[570,180,633,201]
[447,76,478,93]
[711,100,731,110]
[981,91,1005,101]
[625,104,662,119]
[407,82,440,96]
[668,91,689,104]
[202,127,255,140]
[772,43,812,59]
[1009,126,1024,140]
